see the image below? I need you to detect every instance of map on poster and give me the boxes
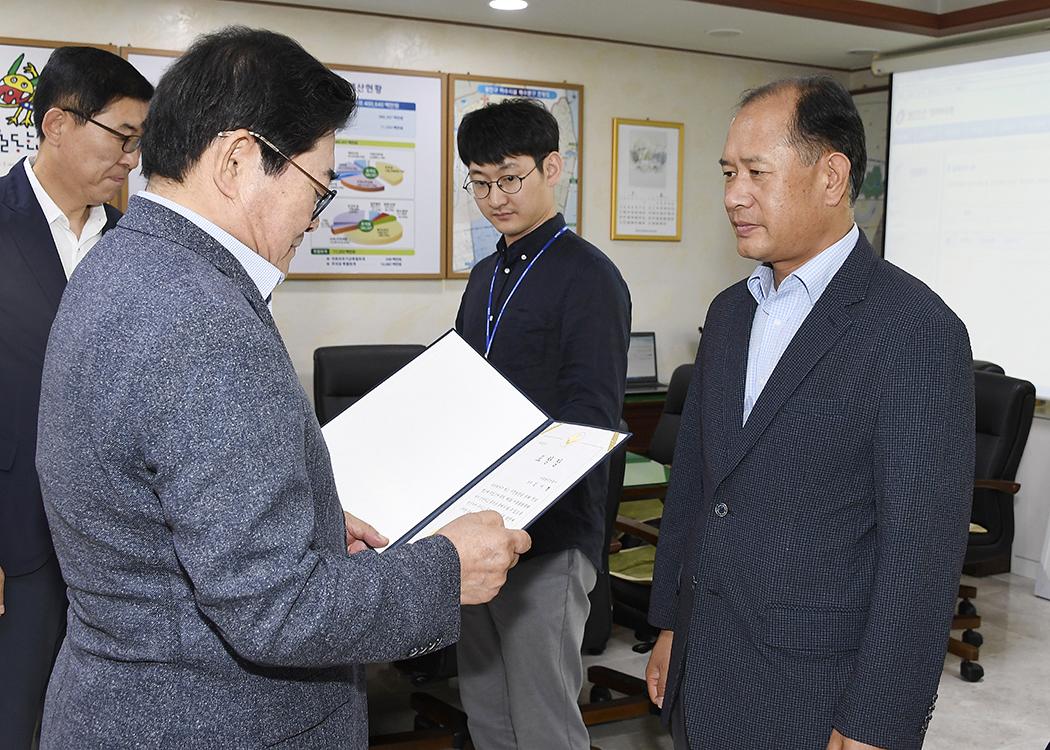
[852,88,889,254]
[449,77,582,275]
[0,42,57,176]
[297,69,444,277]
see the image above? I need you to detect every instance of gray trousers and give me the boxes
[457,548,597,750]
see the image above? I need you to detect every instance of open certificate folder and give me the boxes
[321,330,630,551]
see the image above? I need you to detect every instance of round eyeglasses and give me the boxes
[462,154,550,199]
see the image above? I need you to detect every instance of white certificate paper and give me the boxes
[321,331,628,550]
[405,422,626,544]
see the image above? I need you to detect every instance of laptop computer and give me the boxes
[625,332,667,393]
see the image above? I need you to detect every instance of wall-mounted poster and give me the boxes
[448,75,582,278]
[292,65,446,279]
[124,54,446,279]
[851,86,889,254]
[611,118,683,241]
[0,38,116,177]
[122,48,180,208]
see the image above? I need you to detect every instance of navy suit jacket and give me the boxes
[36,196,461,748]
[649,233,974,750]
[0,158,119,576]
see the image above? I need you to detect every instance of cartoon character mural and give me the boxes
[1,53,39,128]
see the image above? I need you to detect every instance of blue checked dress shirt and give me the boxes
[743,223,859,423]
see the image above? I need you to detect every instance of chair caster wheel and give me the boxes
[958,599,977,617]
[632,641,655,654]
[414,712,440,731]
[960,660,984,682]
[590,685,612,702]
[962,629,983,647]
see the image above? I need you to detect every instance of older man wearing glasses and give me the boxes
[0,45,152,750]
[34,27,529,749]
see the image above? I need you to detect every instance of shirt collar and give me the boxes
[747,223,859,306]
[24,157,107,233]
[138,191,285,302]
[496,213,566,269]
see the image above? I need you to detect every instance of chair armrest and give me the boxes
[974,479,1021,494]
[615,516,660,546]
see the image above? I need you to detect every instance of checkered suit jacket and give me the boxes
[649,232,974,750]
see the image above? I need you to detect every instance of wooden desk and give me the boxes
[621,392,666,455]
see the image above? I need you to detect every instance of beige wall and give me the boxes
[10,1,833,394]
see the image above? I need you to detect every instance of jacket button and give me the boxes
[714,503,728,517]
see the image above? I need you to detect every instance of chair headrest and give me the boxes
[974,370,1036,482]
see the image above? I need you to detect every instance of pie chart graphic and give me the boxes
[338,160,405,192]
[330,210,404,245]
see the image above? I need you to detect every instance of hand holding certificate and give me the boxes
[321,331,630,551]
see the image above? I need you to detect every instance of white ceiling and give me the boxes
[290,0,1050,70]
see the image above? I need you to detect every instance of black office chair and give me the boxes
[971,360,1005,374]
[645,363,693,466]
[578,366,695,727]
[950,369,1035,682]
[580,510,663,726]
[313,345,466,747]
[312,344,425,426]
[582,419,630,655]
[610,362,693,650]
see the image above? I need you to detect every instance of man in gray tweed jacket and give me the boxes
[35,27,529,749]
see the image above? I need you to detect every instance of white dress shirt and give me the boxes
[25,158,109,279]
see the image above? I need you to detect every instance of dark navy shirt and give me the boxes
[455,214,631,569]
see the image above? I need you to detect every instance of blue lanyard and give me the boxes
[485,225,568,358]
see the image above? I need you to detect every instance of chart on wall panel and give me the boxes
[293,69,444,277]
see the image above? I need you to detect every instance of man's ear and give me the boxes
[543,151,564,187]
[212,129,256,201]
[39,108,70,145]
[825,151,852,207]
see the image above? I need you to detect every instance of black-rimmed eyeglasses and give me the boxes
[219,130,337,222]
[462,153,549,199]
[62,109,142,153]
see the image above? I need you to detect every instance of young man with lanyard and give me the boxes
[454,98,631,750]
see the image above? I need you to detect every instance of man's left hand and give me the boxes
[827,728,886,750]
[343,511,388,554]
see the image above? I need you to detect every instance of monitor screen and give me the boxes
[627,332,658,382]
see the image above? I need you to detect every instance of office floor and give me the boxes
[367,572,1050,749]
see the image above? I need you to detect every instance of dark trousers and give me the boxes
[0,554,67,750]
[671,691,690,750]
